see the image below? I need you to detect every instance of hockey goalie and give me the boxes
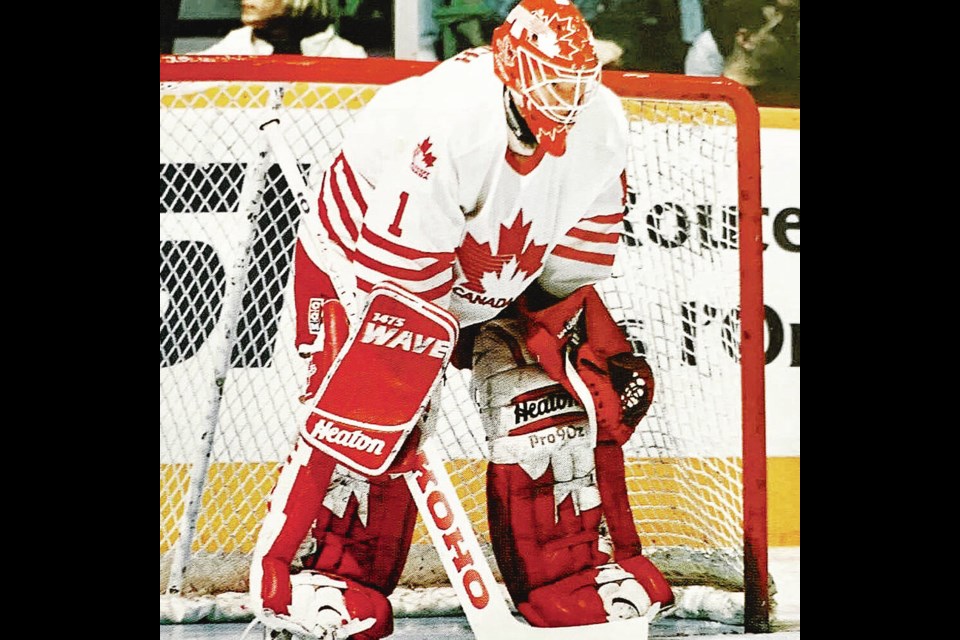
[248,0,674,638]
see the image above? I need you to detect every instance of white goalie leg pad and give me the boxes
[594,563,657,622]
[257,571,377,640]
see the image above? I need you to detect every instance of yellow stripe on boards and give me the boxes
[767,456,800,545]
[161,82,798,131]
[760,106,800,129]
[160,456,800,553]
[160,462,277,554]
[160,83,378,110]
[618,102,799,130]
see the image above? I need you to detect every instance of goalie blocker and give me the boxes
[471,284,673,627]
[250,282,458,640]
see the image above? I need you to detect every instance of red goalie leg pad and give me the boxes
[486,462,608,605]
[517,568,615,628]
[518,560,671,627]
[252,438,339,615]
[618,554,675,609]
[593,444,672,611]
[302,460,420,597]
[339,577,396,640]
[594,443,642,559]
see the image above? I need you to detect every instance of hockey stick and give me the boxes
[262,92,656,639]
[257,86,363,325]
[404,436,658,640]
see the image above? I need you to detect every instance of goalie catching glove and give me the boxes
[471,302,672,628]
[515,284,655,446]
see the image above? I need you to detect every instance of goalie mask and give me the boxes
[492,0,602,156]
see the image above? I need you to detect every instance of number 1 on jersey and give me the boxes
[388,191,409,236]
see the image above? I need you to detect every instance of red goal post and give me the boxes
[159,54,768,632]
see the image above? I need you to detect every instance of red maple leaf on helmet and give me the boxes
[456,211,547,293]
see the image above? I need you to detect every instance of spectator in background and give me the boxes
[418,0,442,60]
[685,0,799,107]
[573,1,690,73]
[678,0,705,48]
[685,0,755,76]
[197,0,367,58]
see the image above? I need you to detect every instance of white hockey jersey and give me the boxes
[306,47,629,329]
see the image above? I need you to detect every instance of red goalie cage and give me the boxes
[159,55,768,632]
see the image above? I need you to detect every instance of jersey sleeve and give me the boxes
[303,100,465,312]
[536,169,627,299]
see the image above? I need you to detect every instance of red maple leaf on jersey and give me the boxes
[456,211,547,293]
[411,138,437,179]
[418,139,436,167]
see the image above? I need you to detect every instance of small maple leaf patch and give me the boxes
[410,138,437,180]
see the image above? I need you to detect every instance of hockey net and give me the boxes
[160,55,768,631]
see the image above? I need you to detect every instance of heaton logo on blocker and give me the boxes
[302,411,409,474]
[308,419,387,456]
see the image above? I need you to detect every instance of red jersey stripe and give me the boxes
[565,227,621,244]
[552,244,617,266]
[353,249,451,282]
[328,169,360,242]
[361,225,456,262]
[356,277,374,293]
[414,277,455,302]
[333,152,368,213]
[317,181,352,255]
[581,212,624,225]
[354,275,453,303]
